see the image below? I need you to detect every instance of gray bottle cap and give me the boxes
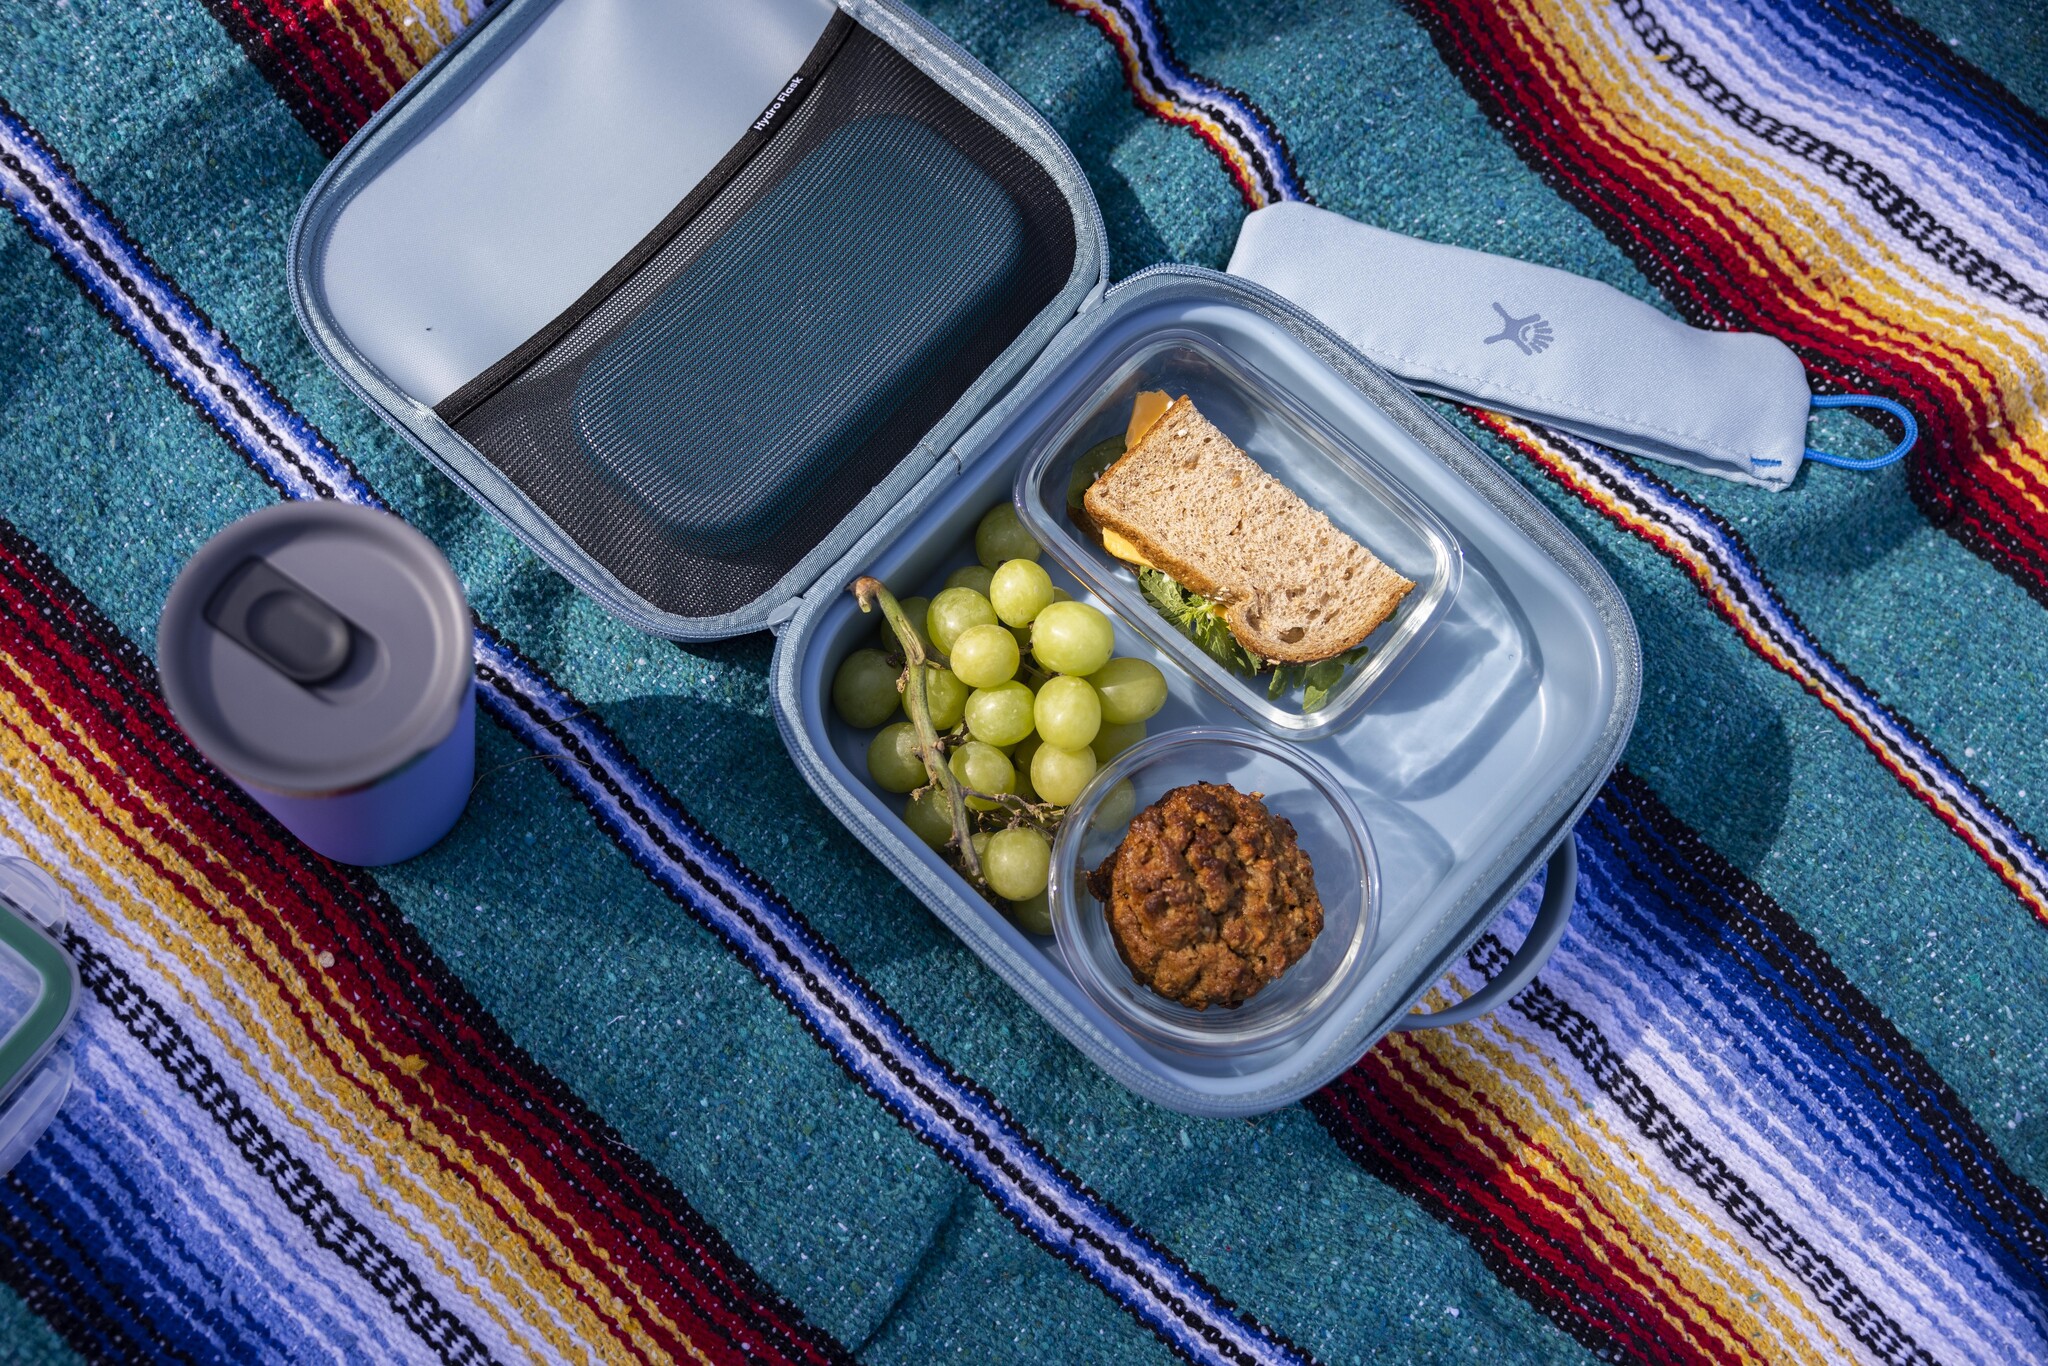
[158,503,472,795]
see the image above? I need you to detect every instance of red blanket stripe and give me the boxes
[1390,1039,1758,1363]
[1311,1069,1686,1364]
[201,0,381,153]
[314,0,420,96]
[0,589,691,1365]
[1419,0,2015,442]
[1402,0,2048,601]
[0,540,795,1359]
[0,519,849,1365]
[1386,1047,1750,1365]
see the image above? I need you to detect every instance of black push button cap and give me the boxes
[203,557,357,686]
[245,589,352,683]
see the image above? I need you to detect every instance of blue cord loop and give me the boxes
[1804,394,1919,471]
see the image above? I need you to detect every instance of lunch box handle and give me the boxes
[1393,838,1577,1032]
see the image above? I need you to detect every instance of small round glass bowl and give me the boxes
[1048,727,1379,1057]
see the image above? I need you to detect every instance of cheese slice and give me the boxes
[1125,390,1172,448]
[1100,527,1156,569]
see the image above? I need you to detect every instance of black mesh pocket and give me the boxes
[438,19,1078,620]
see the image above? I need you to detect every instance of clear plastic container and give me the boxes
[1048,727,1379,1056]
[1015,329,1463,739]
[0,857,78,1175]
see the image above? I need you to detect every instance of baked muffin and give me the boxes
[1085,782,1322,1009]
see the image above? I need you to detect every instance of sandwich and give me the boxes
[1080,394,1414,668]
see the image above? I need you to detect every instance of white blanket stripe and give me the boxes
[1538,928,2028,1361]
[1680,0,2048,265]
[1425,958,1918,1362]
[1414,833,2046,1363]
[1504,419,2048,921]
[24,1131,248,1359]
[1078,0,2048,929]
[0,756,536,1351]
[44,1109,317,1361]
[0,772,521,1363]
[1577,865,2031,1312]
[1701,0,2048,215]
[69,1057,383,1362]
[1584,0,2048,356]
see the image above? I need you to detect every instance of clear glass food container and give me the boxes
[1048,727,1379,1057]
[1014,329,1462,739]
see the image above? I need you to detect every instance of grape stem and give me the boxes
[854,577,984,887]
[949,786,1064,836]
[979,791,1065,836]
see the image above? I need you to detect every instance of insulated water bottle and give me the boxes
[157,503,475,865]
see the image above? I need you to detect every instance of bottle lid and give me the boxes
[157,503,472,795]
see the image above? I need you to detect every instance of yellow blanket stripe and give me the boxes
[1488,1016,1856,1362]
[0,682,574,1364]
[1519,0,2048,486]
[1400,975,1857,1363]
[351,0,475,96]
[0,656,717,1365]
[1441,1014,1849,1363]
[1382,1032,1763,1362]
[1486,410,2048,919]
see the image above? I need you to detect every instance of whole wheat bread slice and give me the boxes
[1082,396,1414,664]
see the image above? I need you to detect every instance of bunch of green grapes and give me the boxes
[831,503,1168,934]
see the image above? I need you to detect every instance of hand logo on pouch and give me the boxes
[1484,302,1554,356]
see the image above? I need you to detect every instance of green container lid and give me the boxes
[0,858,79,1174]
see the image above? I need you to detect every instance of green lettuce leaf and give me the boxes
[1137,568,1265,676]
[1067,437,1127,509]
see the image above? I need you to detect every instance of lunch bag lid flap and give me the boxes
[292,0,1106,639]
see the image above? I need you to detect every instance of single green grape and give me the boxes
[1050,586,1073,604]
[877,595,931,658]
[1031,601,1115,676]
[989,559,1055,627]
[975,502,1041,568]
[832,648,901,729]
[923,665,969,731]
[945,563,995,598]
[964,680,1035,747]
[1030,742,1097,806]
[1091,719,1146,763]
[927,587,997,655]
[1034,675,1102,750]
[1010,733,1043,802]
[1087,657,1167,725]
[1007,888,1053,937]
[949,741,1014,811]
[950,624,1021,689]
[984,827,1051,900]
[902,788,951,849]
[970,831,991,866]
[866,722,927,793]
[1094,778,1137,833]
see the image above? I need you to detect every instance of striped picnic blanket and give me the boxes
[0,0,2042,1362]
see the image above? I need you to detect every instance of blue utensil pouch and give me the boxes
[1230,203,1918,488]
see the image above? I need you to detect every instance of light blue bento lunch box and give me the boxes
[290,0,1639,1116]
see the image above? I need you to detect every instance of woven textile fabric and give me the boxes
[0,1,2043,1363]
